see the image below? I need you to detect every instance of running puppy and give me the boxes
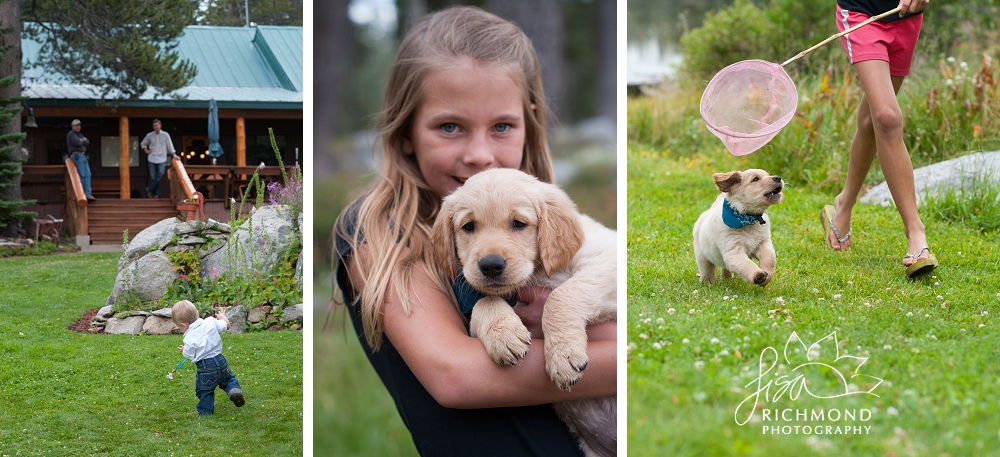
[431,168,617,457]
[693,169,783,286]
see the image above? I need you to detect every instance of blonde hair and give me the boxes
[171,300,199,326]
[335,6,554,351]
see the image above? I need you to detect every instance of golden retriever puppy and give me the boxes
[693,169,784,286]
[431,168,617,457]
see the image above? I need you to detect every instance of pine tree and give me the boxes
[24,0,199,100]
[0,17,35,233]
[201,0,303,27]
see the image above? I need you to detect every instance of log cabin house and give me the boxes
[19,25,303,246]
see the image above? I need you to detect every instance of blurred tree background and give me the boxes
[628,0,1000,193]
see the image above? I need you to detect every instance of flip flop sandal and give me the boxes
[820,205,851,249]
[905,247,938,278]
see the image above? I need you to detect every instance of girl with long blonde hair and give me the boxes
[333,6,615,455]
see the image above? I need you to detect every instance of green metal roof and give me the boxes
[22,24,303,110]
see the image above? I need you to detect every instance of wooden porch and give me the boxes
[21,159,295,246]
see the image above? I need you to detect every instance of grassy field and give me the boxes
[626,147,1000,456]
[0,252,303,455]
[312,274,419,456]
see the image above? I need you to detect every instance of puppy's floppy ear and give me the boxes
[430,197,459,281]
[536,183,584,277]
[713,171,742,193]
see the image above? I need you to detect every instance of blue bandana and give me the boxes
[722,198,766,229]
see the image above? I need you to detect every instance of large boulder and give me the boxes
[202,205,297,279]
[119,218,179,270]
[861,151,1000,207]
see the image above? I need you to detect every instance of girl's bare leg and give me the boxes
[831,59,929,265]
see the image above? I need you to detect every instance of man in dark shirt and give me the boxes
[66,119,95,201]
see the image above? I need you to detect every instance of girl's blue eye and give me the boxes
[441,123,458,133]
[494,123,512,133]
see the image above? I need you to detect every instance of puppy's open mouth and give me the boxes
[764,185,783,198]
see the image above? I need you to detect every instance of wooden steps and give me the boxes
[87,199,179,245]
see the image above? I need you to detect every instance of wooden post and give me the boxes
[119,116,130,199]
[236,117,246,166]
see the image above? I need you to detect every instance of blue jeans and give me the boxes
[147,161,166,197]
[194,354,242,415]
[70,152,92,197]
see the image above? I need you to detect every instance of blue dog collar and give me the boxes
[722,198,765,229]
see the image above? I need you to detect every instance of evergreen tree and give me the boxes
[201,0,303,27]
[0,16,35,234]
[24,0,199,100]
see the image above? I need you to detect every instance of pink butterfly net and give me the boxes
[699,59,798,156]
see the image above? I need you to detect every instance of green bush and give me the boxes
[679,0,843,84]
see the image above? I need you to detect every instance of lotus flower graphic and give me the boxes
[734,331,883,426]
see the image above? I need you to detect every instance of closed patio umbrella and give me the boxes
[208,98,224,159]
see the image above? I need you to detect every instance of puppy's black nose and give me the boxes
[772,176,782,182]
[479,255,506,278]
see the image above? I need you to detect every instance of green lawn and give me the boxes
[0,252,303,455]
[626,147,1000,456]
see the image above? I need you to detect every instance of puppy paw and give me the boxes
[478,314,532,366]
[753,270,770,286]
[545,340,590,391]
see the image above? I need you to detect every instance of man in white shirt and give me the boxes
[172,300,245,415]
[140,119,178,198]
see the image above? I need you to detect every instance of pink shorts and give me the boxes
[836,5,923,77]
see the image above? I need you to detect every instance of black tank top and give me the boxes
[333,201,586,456]
[837,0,924,22]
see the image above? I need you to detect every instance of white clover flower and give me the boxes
[627,342,637,352]
[692,289,699,295]
[906,312,913,317]
[719,349,730,357]
[723,295,730,301]
[689,309,696,316]
[694,360,705,370]
[947,56,956,63]
[884,344,892,350]
[667,308,676,315]
[656,317,665,324]
[912,348,920,353]
[644,318,651,324]
[639,333,648,339]
[775,297,784,304]
[937,295,944,300]
[833,294,842,300]
[682,338,690,344]
[888,406,899,416]
[960,61,968,69]
[710,337,719,345]
[946,79,954,86]
[652,342,662,350]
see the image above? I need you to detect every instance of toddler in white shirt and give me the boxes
[172,300,245,415]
